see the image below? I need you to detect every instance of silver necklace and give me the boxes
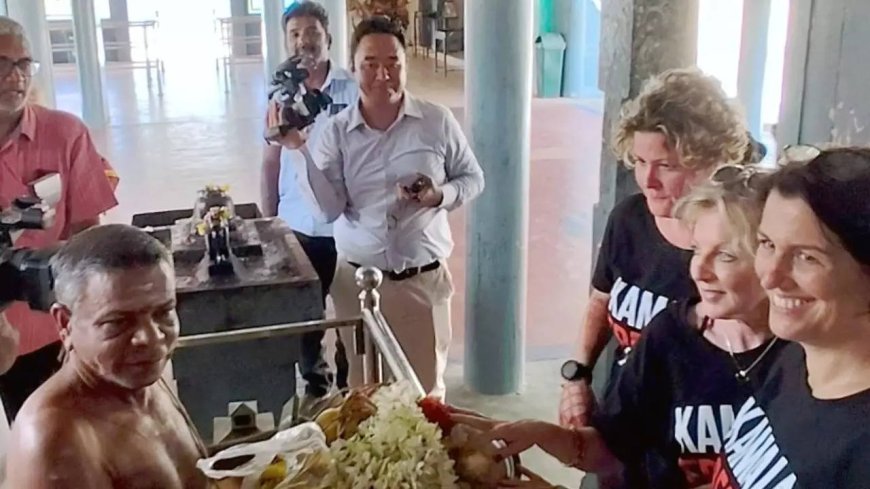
[723,333,778,383]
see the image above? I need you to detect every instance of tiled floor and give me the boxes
[0,52,602,487]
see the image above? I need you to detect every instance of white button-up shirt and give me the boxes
[294,93,485,271]
[278,65,359,237]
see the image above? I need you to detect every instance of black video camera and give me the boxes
[264,56,333,141]
[0,195,58,312]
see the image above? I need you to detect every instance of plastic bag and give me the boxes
[196,422,328,489]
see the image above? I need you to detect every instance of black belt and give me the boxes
[348,260,440,281]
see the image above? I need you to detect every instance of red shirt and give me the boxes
[0,105,118,356]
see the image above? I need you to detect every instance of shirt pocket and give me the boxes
[2,146,63,207]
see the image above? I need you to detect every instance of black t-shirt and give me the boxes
[711,342,870,489]
[591,194,697,361]
[594,300,787,489]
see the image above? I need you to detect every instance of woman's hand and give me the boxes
[449,410,579,464]
[449,410,548,458]
[479,420,557,459]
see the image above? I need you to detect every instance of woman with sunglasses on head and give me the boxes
[711,147,870,489]
[562,69,753,431]
[454,170,785,489]
[592,166,786,489]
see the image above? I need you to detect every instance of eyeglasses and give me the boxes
[780,144,822,165]
[710,164,770,194]
[0,56,39,79]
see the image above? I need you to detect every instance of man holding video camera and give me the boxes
[261,2,358,404]
[0,17,119,421]
[267,16,484,399]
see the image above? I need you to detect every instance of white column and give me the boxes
[737,0,772,140]
[262,0,285,79]
[464,0,533,395]
[315,0,348,69]
[6,0,55,108]
[72,0,107,127]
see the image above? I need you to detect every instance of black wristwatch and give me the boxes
[561,360,593,382]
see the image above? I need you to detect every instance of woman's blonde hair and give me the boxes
[613,68,750,171]
[674,177,764,257]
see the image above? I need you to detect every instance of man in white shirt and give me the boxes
[267,16,484,398]
[262,2,358,401]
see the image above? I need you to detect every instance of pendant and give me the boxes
[735,370,749,383]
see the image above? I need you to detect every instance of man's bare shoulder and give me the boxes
[8,402,109,487]
[16,367,90,419]
[7,373,111,487]
[12,399,94,447]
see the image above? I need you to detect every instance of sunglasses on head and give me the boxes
[780,144,822,166]
[710,165,770,194]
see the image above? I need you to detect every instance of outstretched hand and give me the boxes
[448,407,549,460]
[449,405,588,474]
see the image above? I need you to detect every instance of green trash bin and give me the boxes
[535,33,566,98]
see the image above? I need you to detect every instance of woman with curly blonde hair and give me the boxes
[557,68,754,483]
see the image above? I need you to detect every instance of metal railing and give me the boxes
[175,266,426,398]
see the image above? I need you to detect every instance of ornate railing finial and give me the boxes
[356,266,383,312]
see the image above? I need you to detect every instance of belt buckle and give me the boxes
[388,267,403,281]
[391,266,417,281]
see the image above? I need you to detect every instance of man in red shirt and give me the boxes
[0,17,118,421]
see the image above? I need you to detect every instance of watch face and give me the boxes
[561,360,578,380]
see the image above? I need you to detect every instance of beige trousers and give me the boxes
[331,259,454,399]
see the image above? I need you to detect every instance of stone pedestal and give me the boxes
[132,205,321,442]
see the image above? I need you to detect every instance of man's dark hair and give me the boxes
[350,16,406,60]
[762,147,870,267]
[282,1,329,32]
[51,224,173,306]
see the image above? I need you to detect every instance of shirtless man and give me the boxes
[6,224,209,488]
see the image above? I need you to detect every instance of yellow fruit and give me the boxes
[322,420,340,444]
[315,407,341,428]
[315,407,343,444]
[259,457,287,483]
